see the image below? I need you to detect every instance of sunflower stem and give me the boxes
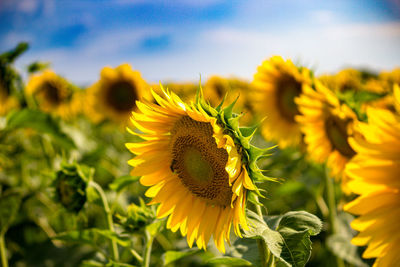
[325,170,345,267]
[143,230,154,267]
[254,196,269,267]
[90,181,119,262]
[130,248,143,263]
[0,234,8,267]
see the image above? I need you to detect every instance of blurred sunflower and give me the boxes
[379,68,400,90]
[335,69,363,92]
[295,80,358,192]
[26,70,75,119]
[152,82,197,102]
[344,93,400,266]
[203,76,231,106]
[204,76,253,125]
[251,56,312,148]
[126,87,274,252]
[0,81,19,116]
[394,84,400,113]
[85,64,149,124]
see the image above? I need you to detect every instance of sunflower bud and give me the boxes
[116,199,155,232]
[54,163,91,212]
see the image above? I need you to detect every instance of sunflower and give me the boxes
[295,80,358,192]
[126,87,274,252]
[394,84,400,113]
[85,64,149,124]
[0,82,19,116]
[251,56,312,148]
[203,76,231,106]
[152,82,197,102]
[26,70,75,119]
[204,76,254,125]
[344,93,400,266]
[379,68,400,90]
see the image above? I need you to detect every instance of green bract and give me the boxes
[54,162,92,212]
[196,88,278,202]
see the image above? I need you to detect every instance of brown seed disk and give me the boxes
[105,81,138,112]
[41,82,63,105]
[276,74,302,122]
[324,115,356,158]
[170,116,232,207]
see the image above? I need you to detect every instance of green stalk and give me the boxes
[254,197,269,267]
[143,231,154,267]
[325,170,345,267]
[0,234,8,267]
[90,181,119,261]
[130,248,143,263]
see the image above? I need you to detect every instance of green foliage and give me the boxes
[0,193,21,235]
[0,42,29,64]
[54,228,131,248]
[109,175,140,192]
[326,212,368,267]
[337,90,386,121]
[27,61,51,74]
[163,249,201,265]
[207,256,252,266]
[238,210,322,267]
[6,109,76,149]
[54,162,92,212]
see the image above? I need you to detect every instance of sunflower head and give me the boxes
[0,81,19,115]
[126,86,275,252]
[85,64,149,124]
[153,82,197,102]
[26,70,77,119]
[251,56,312,148]
[296,80,358,192]
[204,76,254,125]
[203,76,231,106]
[344,101,400,266]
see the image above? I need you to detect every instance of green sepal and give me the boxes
[197,88,277,198]
[222,94,240,120]
[215,93,228,112]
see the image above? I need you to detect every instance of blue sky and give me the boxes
[1,0,399,85]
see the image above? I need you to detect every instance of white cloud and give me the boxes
[17,0,39,14]
[14,21,400,86]
[310,10,335,24]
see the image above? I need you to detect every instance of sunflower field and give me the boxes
[1,42,399,267]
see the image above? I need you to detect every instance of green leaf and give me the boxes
[163,249,201,265]
[6,109,76,149]
[27,61,50,73]
[0,42,29,63]
[207,256,252,266]
[146,219,165,237]
[241,210,322,267]
[0,193,21,235]
[243,211,288,266]
[277,211,322,235]
[82,260,137,267]
[109,175,140,192]
[54,228,131,248]
[326,212,367,267]
[327,235,367,267]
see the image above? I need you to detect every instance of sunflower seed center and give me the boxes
[170,116,232,207]
[276,75,301,122]
[106,81,137,112]
[325,115,356,158]
[41,82,63,105]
